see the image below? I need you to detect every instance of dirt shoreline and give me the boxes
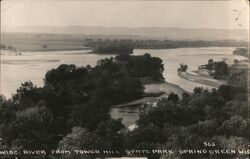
[178,71,227,88]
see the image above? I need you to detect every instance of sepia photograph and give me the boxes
[0,0,249,158]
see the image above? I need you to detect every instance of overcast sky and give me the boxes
[1,0,249,29]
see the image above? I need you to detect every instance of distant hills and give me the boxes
[1,26,248,41]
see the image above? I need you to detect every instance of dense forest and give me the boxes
[129,84,248,159]
[84,39,247,54]
[0,53,248,159]
[123,60,249,159]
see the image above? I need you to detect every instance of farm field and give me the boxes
[1,33,88,51]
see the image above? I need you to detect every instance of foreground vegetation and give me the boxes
[0,53,248,159]
[0,54,163,158]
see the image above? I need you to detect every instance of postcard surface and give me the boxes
[0,0,249,159]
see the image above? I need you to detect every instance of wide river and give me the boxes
[0,47,242,127]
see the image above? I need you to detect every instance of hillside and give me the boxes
[2,26,248,41]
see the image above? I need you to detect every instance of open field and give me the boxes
[1,33,88,51]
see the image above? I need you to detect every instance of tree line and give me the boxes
[1,44,18,52]
[84,39,247,54]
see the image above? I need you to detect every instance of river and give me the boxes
[0,47,241,127]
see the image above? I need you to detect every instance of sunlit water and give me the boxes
[1,47,243,127]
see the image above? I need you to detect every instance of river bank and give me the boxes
[178,71,227,88]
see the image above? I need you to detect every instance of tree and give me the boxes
[208,59,214,65]
[218,85,235,101]
[12,81,44,109]
[7,45,14,50]
[167,93,179,104]
[58,119,125,159]
[193,87,204,94]
[228,68,247,89]
[0,44,6,49]
[178,64,188,72]
[207,59,214,70]
[212,61,228,79]
[219,115,249,138]
[2,105,57,152]
[70,99,110,130]
[58,127,94,159]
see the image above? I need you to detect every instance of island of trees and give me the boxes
[199,59,229,79]
[0,53,248,159]
[178,63,188,72]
